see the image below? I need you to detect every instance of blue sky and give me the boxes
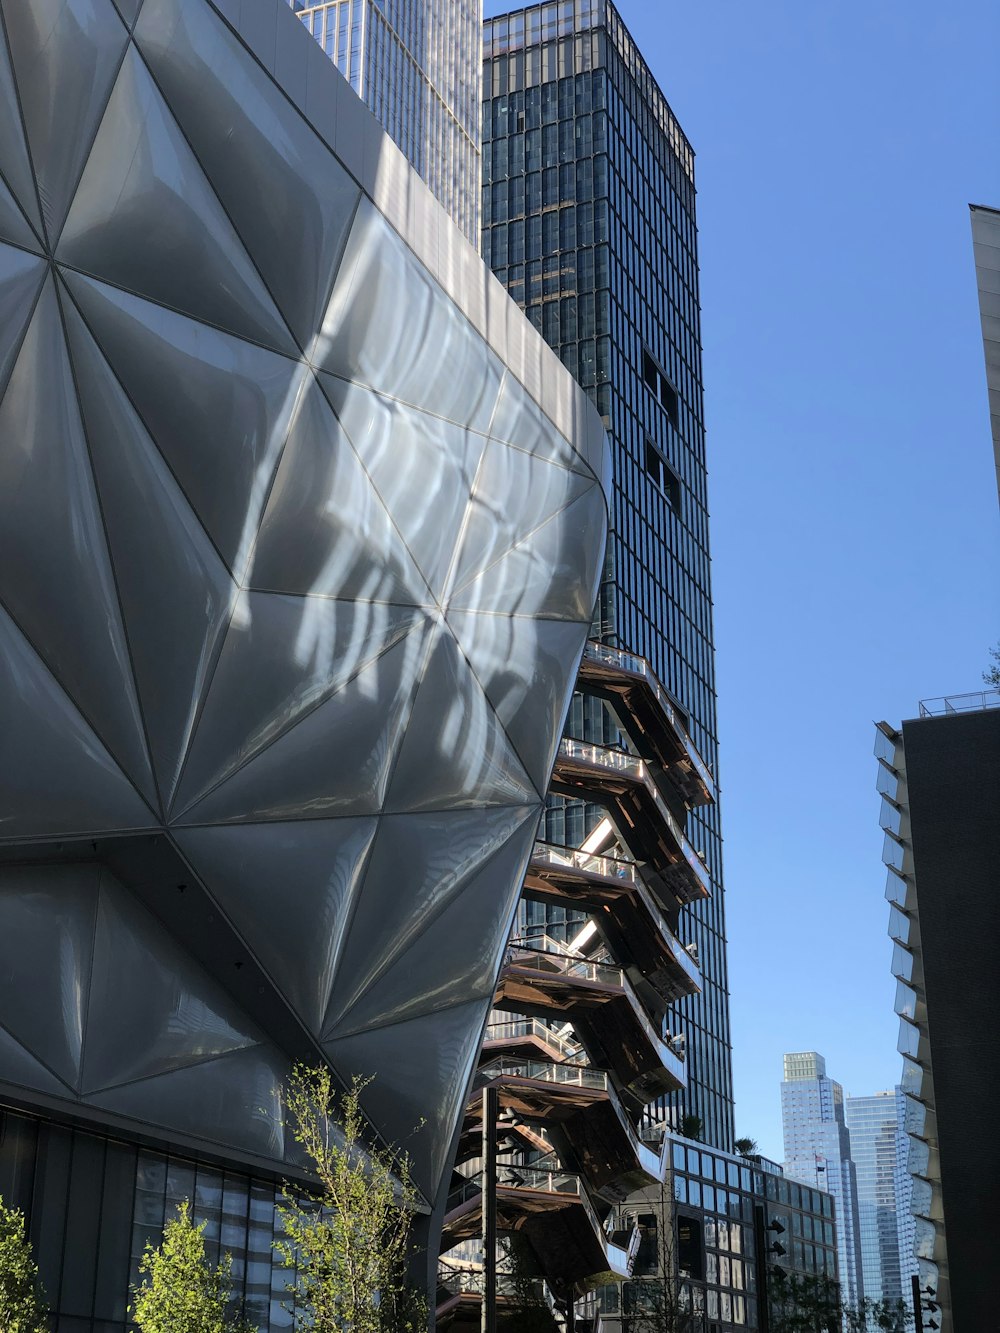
[485,0,1000,1158]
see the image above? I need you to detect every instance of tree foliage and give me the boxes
[131,1199,255,1333]
[734,1137,759,1158]
[984,643,1000,688]
[769,1271,909,1333]
[620,1186,701,1333]
[276,1066,428,1333]
[679,1115,702,1142]
[0,1196,48,1333]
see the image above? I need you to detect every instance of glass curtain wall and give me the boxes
[291,0,482,242]
[482,0,734,1151]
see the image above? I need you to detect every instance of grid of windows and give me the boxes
[602,1144,838,1333]
[291,0,481,242]
[483,0,733,1151]
[0,1107,294,1333]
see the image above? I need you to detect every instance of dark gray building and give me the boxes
[876,696,1000,1333]
[599,1138,838,1332]
[481,0,734,1151]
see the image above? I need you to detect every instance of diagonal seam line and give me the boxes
[55,275,163,813]
[57,269,293,583]
[447,477,599,603]
[54,20,139,252]
[318,375,444,612]
[59,273,310,810]
[322,804,538,1038]
[169,611,430,823]
[0,594,159,827]
[0,1013,80,1098]
[443,610,587,801]
[0,7,49,247]
[324,993,491,1048]
[127,38,304,356]
[84,1041,266,1099]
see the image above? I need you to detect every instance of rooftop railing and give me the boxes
[918,689,1000,717]
[505,938,624,988]
[582,641,716,795]
[478,1055,611,1092]
[530,842,701,983]
[555,739,711,900]
[484,1016,582,1060]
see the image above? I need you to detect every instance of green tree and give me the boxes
[0,1196,48,1333]
[734,1137,759,1158]
[679,1115,703,1141]
[769,1271,910,1333]
[984,642,1000,687]
[276,1066,428,1333]
[131,1199,255,1333]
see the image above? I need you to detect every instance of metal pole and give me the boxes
[482,1084,498,1333]
[754,1205,771,1333]
[911,1275,924,1333]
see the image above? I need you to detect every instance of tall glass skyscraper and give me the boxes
[290,0,481,241]
[481,0,734,1151]
[781,1053,865,1309]
[844,1089,917,1307]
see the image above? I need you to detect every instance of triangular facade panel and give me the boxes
[173,625,429,826]
[447,436,595,600]
[0,25,43,236]
[62,294,238,808]
[329,807,538,1037]
[250,377,436,607]
[62,270,306,577]
[134,0,360,348]
[323,998,488,1199]
[384,623,541,813]
[2,0,130,241]
[0,604,156,842]
[81,873,262,1094]
[446,611,589,792]
[0,277,156,803]
[322,804,536,1037]
[58,46,296,355]
[448,482,608,623]
[0,174,42,252]
[321,374,490,601]
[173,594,426,817]
[175,817,378,1034]
[0,242,45,396]
[89,1043,289,1162]
[0,863,101,1091]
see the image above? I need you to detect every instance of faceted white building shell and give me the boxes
[0,0,609,1213]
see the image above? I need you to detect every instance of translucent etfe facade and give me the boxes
[290,0,482,243]
[844,1090,913,1306]
[0,0,610,1327]
[482,0,733,1151]
[780,1055,865,1309]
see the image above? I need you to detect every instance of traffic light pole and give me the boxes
[911,1275,923,1333]
[482,1083,498,1333]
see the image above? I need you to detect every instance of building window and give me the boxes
[644,438,681,512]
[642,347,679,427]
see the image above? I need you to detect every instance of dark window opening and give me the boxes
[645,438,682,514]
[642,347,680,428]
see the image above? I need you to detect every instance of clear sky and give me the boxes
[484,0,1000,1159]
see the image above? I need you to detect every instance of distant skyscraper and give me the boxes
[482,0,734,1154]
[845,1088,916,1307]
[290,0,481,241]
[970,203,1000,507]
[781,1053,865,1309]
